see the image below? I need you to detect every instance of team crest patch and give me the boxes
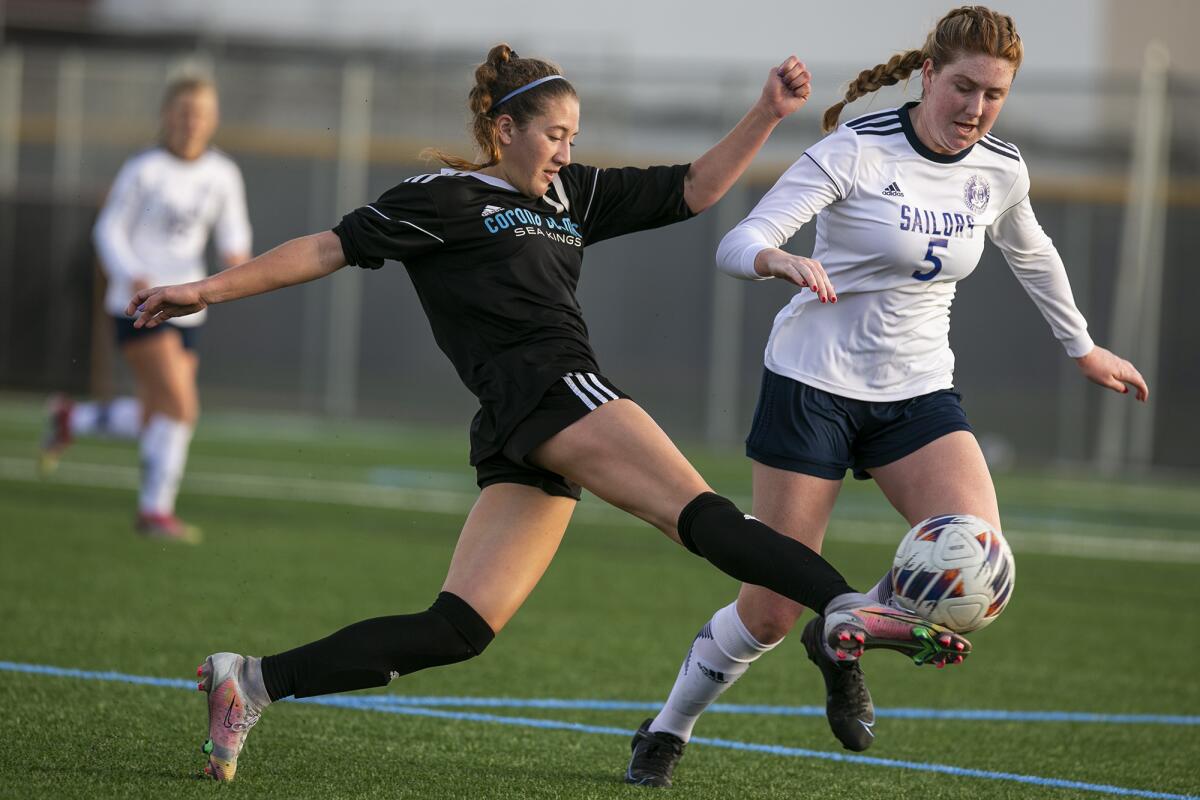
[963,174,990,213]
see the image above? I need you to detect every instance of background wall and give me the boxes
[1,0,1196,472]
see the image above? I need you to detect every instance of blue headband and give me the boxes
[493,75,566,109]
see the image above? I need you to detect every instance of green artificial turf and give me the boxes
[0,396,1196,799]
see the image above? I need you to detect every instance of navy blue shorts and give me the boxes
[475,371,630,500]
[113,317,199,350]
[745,368,972,481]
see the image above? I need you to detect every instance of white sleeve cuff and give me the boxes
[716,231,772,281]
[734,246,771,281]
[1062,332,1095,359]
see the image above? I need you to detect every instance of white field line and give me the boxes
[0,455,472,515]
[2,456,1199,565]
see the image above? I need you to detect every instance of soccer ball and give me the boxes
[890,514,1015,633]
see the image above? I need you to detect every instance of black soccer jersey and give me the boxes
[333,162,693,463]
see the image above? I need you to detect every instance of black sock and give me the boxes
[677,492,854,614]
[260,591,495,700]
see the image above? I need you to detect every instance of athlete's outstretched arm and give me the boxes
[988,184,1148,402]
[714,145,845,302]
[127,231,347,328]
[683,57,811,214]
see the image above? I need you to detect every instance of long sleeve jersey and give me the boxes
[717,102,1093,401]
[93,147,251,327]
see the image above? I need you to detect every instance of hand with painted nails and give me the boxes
[126,281,209,329]
[752,247,837,303]
[1075,346,1149,401]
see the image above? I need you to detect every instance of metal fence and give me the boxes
[1,40,1197,471]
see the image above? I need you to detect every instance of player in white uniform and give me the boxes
[626,6,1148,787]
[42,76,251,542]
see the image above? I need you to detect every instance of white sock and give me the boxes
[139,414,193,515]
[104,397,143,438]
[649,602,777,742]
[70,397,141,439]
[69,402,102,436]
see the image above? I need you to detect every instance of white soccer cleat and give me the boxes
[38,394,74,477]
[136,512,202,545]
[197,652,262,781]
[823,603,971,667]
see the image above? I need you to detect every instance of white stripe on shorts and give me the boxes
[562,374,598,410]
[571,372,611,405]
[583,372,618,401]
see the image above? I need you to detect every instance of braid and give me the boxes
[821,5,1024,134]
[822,49,924,133]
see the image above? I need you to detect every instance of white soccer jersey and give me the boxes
[93,147,251,327]
[717,102,1094,402]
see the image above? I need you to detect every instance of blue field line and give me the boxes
[347,693,1200,726]
[287,698,1200,800]
[3,661,1196,800]
[0,661,197,690]
[3,661,1199,728]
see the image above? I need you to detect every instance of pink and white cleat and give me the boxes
[136,512,202,545]
[823,601,971,667]
[197,653,263,781]
[38,394,74,477]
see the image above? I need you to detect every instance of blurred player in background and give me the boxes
[128,44,971,784]
[626,4,1149,787]
[41,75,252,543]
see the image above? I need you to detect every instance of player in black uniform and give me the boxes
[128,45,971,784]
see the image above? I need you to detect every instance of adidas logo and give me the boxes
[481,204,504,217]
[883,182,904,197]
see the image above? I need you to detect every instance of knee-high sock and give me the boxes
[651,602,777,741]
[677,493,855,614]
[139,414,192,515]
[259,592,495,700]
[70,397,141,439]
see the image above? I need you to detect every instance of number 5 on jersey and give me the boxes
[913,237,949,281]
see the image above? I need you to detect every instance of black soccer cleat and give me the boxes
[625,718,686,788]
[801,615,876,752]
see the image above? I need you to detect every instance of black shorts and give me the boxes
[745,368,972,481]
[113,317,199,350]
[475,371,629,500]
